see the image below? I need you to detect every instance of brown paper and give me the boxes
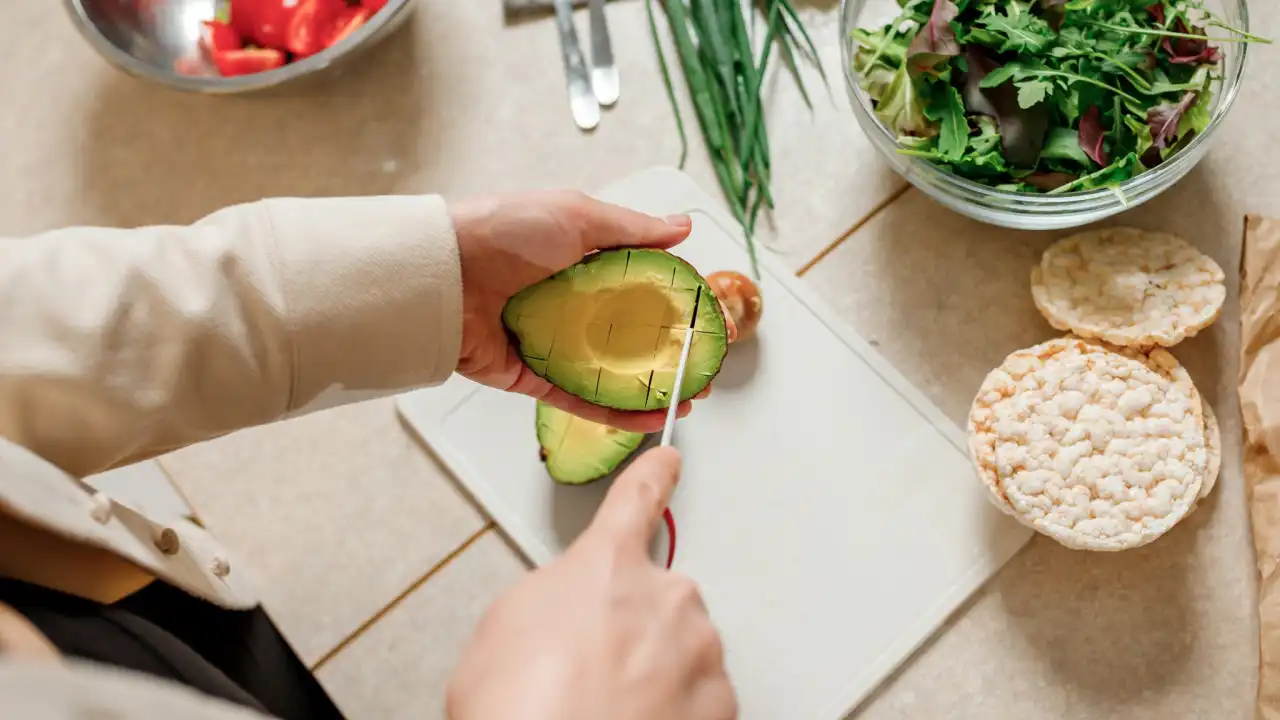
[1241,215,1280,720]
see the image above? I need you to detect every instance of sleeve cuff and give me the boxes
[258,195,462,412]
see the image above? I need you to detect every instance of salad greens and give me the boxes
[851,0,1269,193]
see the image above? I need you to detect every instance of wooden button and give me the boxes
[153,528,180,555]
[88,493,113,524]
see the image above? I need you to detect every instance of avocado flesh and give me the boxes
[536,402,645,484]
[502,249,729,411]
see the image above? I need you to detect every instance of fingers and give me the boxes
[538,387,694,434]
[589,446,683,549]
[719,301,739,344]
[562,194,693,254]
[505,351,700,433]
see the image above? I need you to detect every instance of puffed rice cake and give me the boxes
[1200,403,1220,500]
[1030,228,1226,348]
[968,337,1207,551]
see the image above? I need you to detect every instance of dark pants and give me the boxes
[0,577,345,720]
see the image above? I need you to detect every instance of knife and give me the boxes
[552,0,601,131]
[660,328,696,447]
[587,0,619,106]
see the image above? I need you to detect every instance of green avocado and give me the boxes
[502,249,729,411]
[536,402,645,484]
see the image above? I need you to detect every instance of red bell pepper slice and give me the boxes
[200,20,243,55]
[324,6,371,49]
[662,508,677,569]
[213,47,286,76]
[362,0,388,13]
[286,0,347,57]
[230,0,300,52]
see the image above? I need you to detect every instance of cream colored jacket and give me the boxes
[0,195,462,717]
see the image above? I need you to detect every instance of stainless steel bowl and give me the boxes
[64,0,416,93]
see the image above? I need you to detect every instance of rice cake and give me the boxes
[1201,403,1221,500]
[1030,228,1226,348]
[968,337,1207,551]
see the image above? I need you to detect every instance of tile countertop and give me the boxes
[2,0,1278,718]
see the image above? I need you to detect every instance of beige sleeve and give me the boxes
[0,195,462,478]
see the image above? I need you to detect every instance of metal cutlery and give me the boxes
[587,0,619,106]
[659,328,696,447]
[552,0,600,131]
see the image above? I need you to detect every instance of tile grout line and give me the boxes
[795,184,914,278]
[309,522,496,672]
[152,458,206,526]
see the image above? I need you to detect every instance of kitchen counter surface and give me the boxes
[3,0,1277,717]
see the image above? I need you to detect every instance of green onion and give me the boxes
[649,0,826,280]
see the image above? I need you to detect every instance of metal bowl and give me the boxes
[64,0,415,93]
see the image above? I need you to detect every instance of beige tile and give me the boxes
[316,530,528,720]
[805,171,1263,719]
[159,398,486,665]
[0,1,902,272]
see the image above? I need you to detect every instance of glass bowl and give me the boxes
[839,0,1251,230]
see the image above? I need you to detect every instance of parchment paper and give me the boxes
[1240,215,1280,719]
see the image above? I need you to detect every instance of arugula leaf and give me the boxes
[937,86,969,160]
[1078,105,1108,166]
[1015,79,1052,108]
[970,115,1002,153]
[978,61,1030,89]
[1041,126,1093,165]
[1048,152,1139,193]
[1147,66,1210,95]
[976,5,1056,54]
[907,0,962,75]
[1147,91,1197,148]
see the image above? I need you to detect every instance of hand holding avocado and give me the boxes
[447,446,737,720]
[451,192,722,433]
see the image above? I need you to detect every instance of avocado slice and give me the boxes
[502,249,729,411]
[536,401,645,484]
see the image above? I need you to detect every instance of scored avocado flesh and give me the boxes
[502,249,728,412]
[536,401,645,484]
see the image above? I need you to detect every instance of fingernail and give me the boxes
[664,214,692,228]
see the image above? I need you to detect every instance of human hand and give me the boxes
[451,191,731,433]
[446,446,737,720]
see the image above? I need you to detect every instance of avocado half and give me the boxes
[536,401,645,484]
[502,249,729,411]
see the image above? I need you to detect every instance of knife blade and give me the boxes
[587,0,619,106]
[660,328,696,447]
[552,0,601,131]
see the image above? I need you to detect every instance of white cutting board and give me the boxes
[395,167,1031,719]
